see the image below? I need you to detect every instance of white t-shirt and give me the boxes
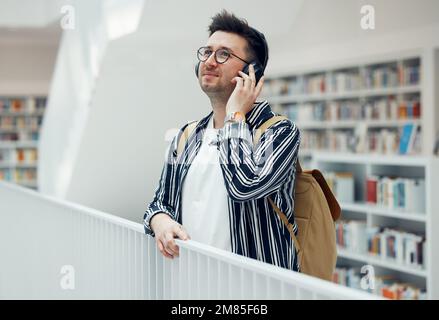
[181,116,231,251]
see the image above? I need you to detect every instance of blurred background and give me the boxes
[1,0,438,299]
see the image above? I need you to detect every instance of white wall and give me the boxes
[52,0,439,222]
[268,0,439,72]
[0,0,62,28]
[0,42,58,94]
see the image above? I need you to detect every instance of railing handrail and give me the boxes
[0,180,381,300]
[1,180,144,233]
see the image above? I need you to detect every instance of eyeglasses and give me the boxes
[197,46,250,65]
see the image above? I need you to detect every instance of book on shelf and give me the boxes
[336,173,354,203]
[264,58,420,98]
[337,219,426,269]
[367,175,425,212]
[281,97,420,123]
[398,63,421,86]
[367,227,425,268]
[13,168,37,183]
[15,149,38,164]
[324,171,355,203]
[333,266,362,289]
[333,267,426,299]
[354,123,368,153]
[1,96,46,190]
[364,65,399,89]
[399,123,416,154]
[0,97,46,115]
[336,220,368,253]
[0,131,39,142]
[0,169,12,181]
[366,176,378,203]
[297,119,422,155]
[263,57,422,156]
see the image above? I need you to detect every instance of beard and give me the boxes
[199,76,233,100]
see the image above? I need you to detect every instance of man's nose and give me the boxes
[205,52,218,68]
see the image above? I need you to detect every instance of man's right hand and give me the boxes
[150,213,190,259]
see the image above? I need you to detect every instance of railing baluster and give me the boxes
[187,250,193,300]
[156,240,163,299]
[148,238,155,299]
[218,261,228,299]
[207,257,217,300]
[179,247,187,300]
[163,254,170,299]
[140,235,145,300]
[296,286,302,300]
[134,232,140,299]
[117,225,123,299]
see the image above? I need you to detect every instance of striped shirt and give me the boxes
[144,100,301,271]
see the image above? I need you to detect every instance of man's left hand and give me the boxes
[226,64,265,115]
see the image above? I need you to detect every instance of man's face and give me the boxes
[198,31,249,98]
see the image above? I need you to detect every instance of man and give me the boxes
[144,10,301,271]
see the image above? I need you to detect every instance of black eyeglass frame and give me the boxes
[197,46,250,65]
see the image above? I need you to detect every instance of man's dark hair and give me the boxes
[208,10,268,68]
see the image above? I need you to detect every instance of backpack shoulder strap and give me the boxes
[254,115,303,173]
[256,115,304,252]
[253,115,288,146]
[177,121,198,157]
[268,197,301,253]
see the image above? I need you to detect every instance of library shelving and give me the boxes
[312,152,439,299]
[262,49,439,299]
[0,96,46,190]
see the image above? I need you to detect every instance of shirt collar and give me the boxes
[244,100,273,130]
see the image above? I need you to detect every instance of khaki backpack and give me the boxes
[177,116,341,281]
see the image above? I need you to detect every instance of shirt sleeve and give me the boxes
[217,119,300,202]
[143,124,190,236]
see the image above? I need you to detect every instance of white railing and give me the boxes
[0,181,379,300]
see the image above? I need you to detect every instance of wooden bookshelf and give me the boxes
[0,95,46,190]
[263,49,439,299]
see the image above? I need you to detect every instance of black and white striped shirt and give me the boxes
[144,101,301,271]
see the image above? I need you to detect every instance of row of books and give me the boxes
[262,63,420,96]
[0,97,46,114]
[397,64,421,86]
[363,66,400,89]
[368,227,425,268]
[285,97,421,122]
[323,171,354,203]
[336,221,426,268]
[327,71,362,92]
[362,125,421,155]
[365,126,421,155]
[0,168,37,183]
[0,116,43,130]
[300,126,421,155]
[333,267,426,300]
[336,220,368,253]
[300,130,364,153]
[0,148,38,164]
[0,132,40,142]
[367,176,425,212]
